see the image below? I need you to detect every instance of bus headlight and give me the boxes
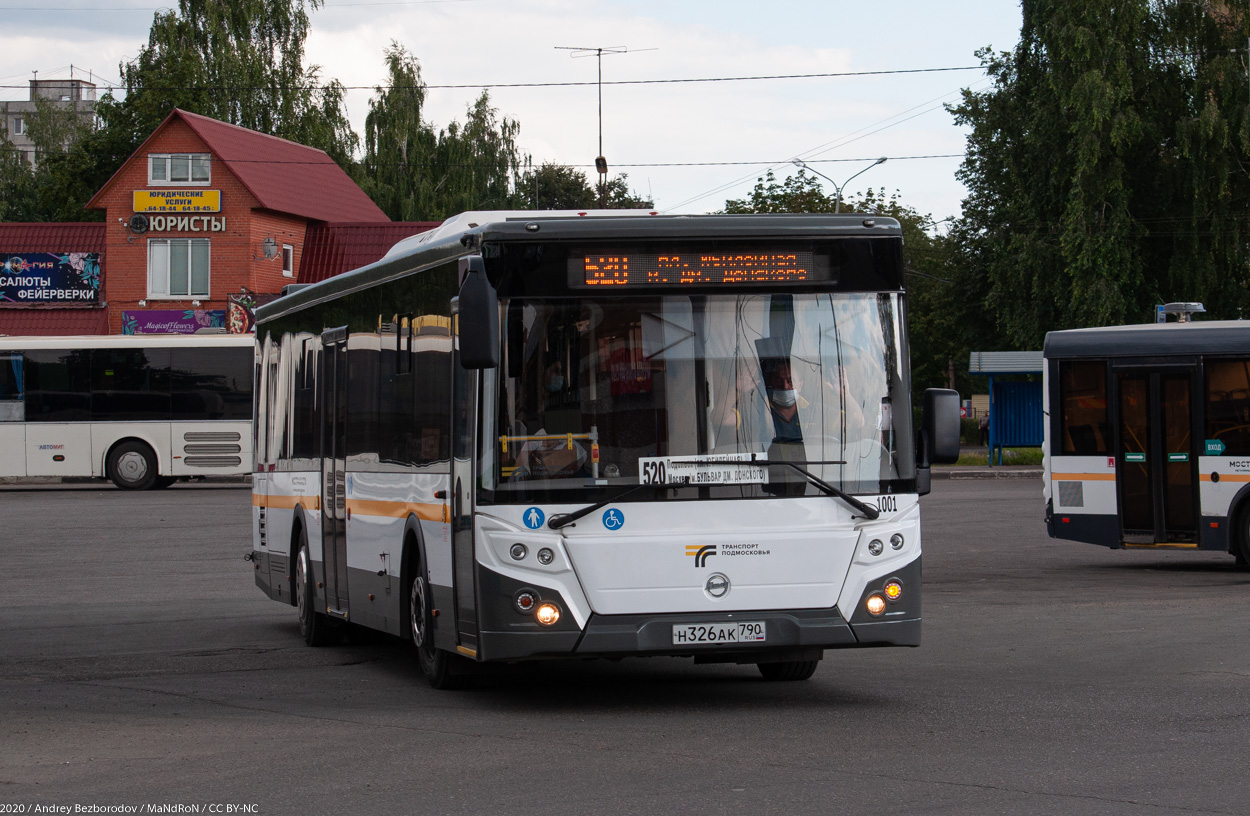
[868,539,884,556]
[865,594,887,616]
[890,533,904,550]
[535,603,561,626]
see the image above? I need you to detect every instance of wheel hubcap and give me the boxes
[296,550,308,619]
[116,451,148,481]
[410,576,428,648]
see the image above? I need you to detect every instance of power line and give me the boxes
[0,63,988,93]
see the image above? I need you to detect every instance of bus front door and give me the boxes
[320,329,350,618]
[1115,366,1198,545]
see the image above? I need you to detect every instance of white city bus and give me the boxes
[250,211,960,687]
[1044,319,1250,564]
[0,333,253,489]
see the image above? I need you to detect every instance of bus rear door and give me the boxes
[1114,363,1199,545]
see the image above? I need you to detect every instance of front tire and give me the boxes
[409,572,466,689]
[1235,506,1250,567]
[757,660,820,682]
[296,536,338,646]
[106,441,159,490]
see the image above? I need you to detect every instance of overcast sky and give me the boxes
[1,0,1023,222]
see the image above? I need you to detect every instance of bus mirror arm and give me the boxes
[457,255,500,369]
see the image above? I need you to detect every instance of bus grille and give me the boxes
[1057,481,1084,508]
[184,443,242,455]
[184,455,243,468]
[184,431,242,443]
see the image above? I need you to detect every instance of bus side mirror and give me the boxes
[921,388,961,466]
[457,256,499,369]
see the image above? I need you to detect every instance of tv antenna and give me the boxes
[555,45,654,207]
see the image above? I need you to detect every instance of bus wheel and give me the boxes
[757,660,820,682]
[409,572,465,690]
[106,441,158,490]
[296,538,338,646]
[1236,509,1250,567]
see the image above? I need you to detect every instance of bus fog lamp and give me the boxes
[537,547,554,565]
[535,603,561,626]
[890,533,904,550]
[510,543,528,561]
[515,591,537,613]
[865,594,887,616]
[868,539,884,556]
[884,580,903,602]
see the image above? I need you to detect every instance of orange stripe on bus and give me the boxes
[253,493,320,511]
[346,499,445,522]
[1200,473,1250,482]
[1051,473,1117,481]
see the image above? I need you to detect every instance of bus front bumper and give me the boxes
[476,557,921,662]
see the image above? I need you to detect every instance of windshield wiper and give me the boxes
[547,482,659,529]
[774,461,880,520]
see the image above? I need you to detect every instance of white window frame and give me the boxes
[147,238,211,299]
[148,153,211,186]
[282,244,294,278]
[11,116,23,136]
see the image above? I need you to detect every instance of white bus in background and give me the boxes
[0,334,252,489]
[250,211,961,688]
[1044,317,1250,564]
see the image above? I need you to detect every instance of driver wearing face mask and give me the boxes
[762,359,807,444]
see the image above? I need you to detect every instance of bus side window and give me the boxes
[1059,360,1108,455]
[0,354,23,422]
[1206,359,1250,455]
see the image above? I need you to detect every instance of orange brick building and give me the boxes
[1,109,437,336]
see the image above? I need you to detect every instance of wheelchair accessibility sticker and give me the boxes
[523,507,545,529]
[602,508,625,530]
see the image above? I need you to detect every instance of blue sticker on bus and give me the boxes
[602,508,625,530]
[523,507,545,529]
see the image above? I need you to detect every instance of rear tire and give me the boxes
[106,441,158,490]
[757,660,820,682]
[409,571,467,689]
[296,534,339,646]
[1235,506,1250,567]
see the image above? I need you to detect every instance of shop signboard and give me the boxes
[133,189,221,213]
[0,252,101,303]
[122,309,225,335]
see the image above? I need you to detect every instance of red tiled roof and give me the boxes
[0,223,106,252]
[299,222,440,283]
[0,308,109,336]
[89,109,389,224]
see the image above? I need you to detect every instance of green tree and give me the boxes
[360,44,526,220]
[509,162,653,210]
[723,169,835,213]
[115,0,356,163]
[949,0,1250,348]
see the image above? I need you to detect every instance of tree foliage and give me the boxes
[358,44,526,220]
[950,0,1250,348]
[114,0,356,163]
[510,162,653,210]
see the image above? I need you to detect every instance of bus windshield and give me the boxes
[483,291,913,502]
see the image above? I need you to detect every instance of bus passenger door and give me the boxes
[320,329,350,618]
[1115,366,1198,545]
[450,351,478,652]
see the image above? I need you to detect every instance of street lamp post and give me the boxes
[792,157,887,214]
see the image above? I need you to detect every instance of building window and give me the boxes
[11,116,23,136]
[282,244,294,278]
[148,238,210,298]
[148,153,211,185]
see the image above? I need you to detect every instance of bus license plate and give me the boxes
[672,621,766,645]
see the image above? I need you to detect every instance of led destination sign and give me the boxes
[576,249,823,286]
